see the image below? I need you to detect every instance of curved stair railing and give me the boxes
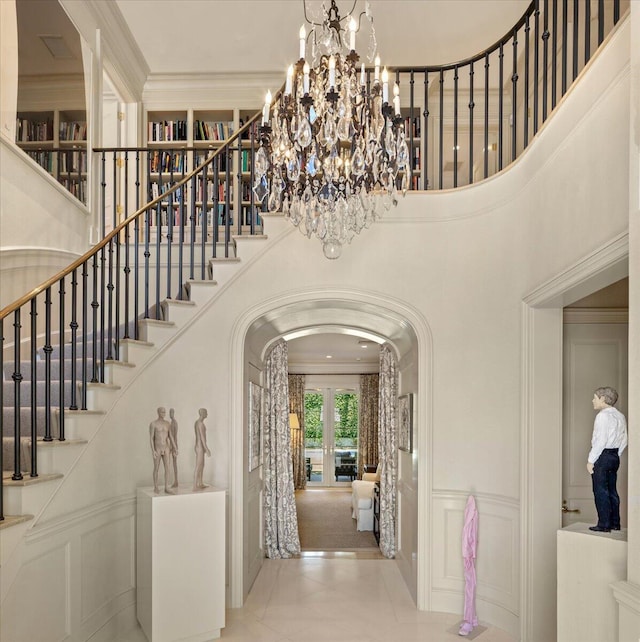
[0,0,625,521]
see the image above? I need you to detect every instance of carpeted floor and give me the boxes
[295,488,379,550]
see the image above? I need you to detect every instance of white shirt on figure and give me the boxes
[588,406,628,464]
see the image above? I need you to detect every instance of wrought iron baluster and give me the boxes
[542,0,550,121]
[424,71,429,190]
[58,276,66,440]
[99,246,106,381]
[200,158,207,280]
[468,61,474,186]
[438,69,444,189]
[124,151,131,339]
[91,254,99,383]
[524,15,530,149]
[0,318,4,518]
[572,0,578,82]
[81,261,88,410]
[585,0,591,65]
[30,298,38,476]
[534,1,540,135]
[107,234,114,361]
[100,151,106,239]
[70,269,78,410]
[484,53,490,179]
[561,0,568,96]
[44,287,54,439]
[512,28,518,162]
[225,146,231,257]
[12,309,23,479]
[453,65,459,188]
[598,0,604,45]
[498,42,504,171]
[213,156,220,260]
[134,152,141,339]
[552,0,558,109]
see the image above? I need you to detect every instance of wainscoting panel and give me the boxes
[1,496,137,642]
[431,491,519,635]
[396,475,418,603]
[0,543,70,642]
[80,515,135,621]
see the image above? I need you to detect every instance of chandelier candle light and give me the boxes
[253,0,409,259]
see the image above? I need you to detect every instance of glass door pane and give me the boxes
[304,391,324,484]
[333,391,359,484]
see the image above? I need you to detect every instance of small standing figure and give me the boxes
[169,408,179,488]
[150,407,178,494]
[587,387,628,532]
[193,408,211,491]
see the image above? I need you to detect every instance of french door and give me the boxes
[304,387,359,487]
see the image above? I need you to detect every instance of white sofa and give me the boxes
[351,466,380,531]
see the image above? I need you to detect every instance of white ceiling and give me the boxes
[114,0,530,75]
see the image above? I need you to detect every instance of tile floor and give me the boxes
[116,553,517,642]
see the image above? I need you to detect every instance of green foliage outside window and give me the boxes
[304,391,359,447]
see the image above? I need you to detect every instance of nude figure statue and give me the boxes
[169,408,179,488]
[193,408,211,491]
[150,407,178,494]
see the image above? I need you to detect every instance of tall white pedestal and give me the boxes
[137,486,225,642]
[557,523,627,642]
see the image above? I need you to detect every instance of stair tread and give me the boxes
[0,514,34,530]
[138,319,176,327]
[2,472,63,486]
[103,360,136,369]
[37,438,88,447]
[210,257,241,263]
[120,338,154,347]
[162,299,197,307]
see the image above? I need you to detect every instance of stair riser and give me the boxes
[58,411,104,441]
[37,444,84,476]
[138,322,175,345]
[160,302,197,327]
[103,362,137,387]
[4,481,60,516]
[185,281,218,306]
[85,386,119,410]
[208,261,242,286]
[119,341,155,366]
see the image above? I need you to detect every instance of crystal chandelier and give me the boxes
[253,0,409,259]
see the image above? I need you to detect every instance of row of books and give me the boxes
[148,120,188,142]
[404,116,421,138]
[149,182,186,203]
[26,150,54,172]
[59,121,87,142]
[59,177,87,202]
[59,150,87,174]
[196,177,232,203]
[149,150,186,174]
[195,152,231,172]
[194,120,235,141]
[16,118,54,142]
[412,146,421,170]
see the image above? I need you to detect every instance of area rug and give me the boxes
[295,488,379,550]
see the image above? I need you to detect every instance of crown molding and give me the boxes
[60,0,149,102]
[563,307,629,324]
[142,72,284,109]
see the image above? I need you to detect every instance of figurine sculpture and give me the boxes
[169,408,179,488]
[150,407,178,494]
[586,387,628,532]
[193,408,211,491]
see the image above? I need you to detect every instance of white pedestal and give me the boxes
[557,523,627,642]
[136,486,225,642]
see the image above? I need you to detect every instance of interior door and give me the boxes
[562,323,628,527]
[304,388,358,487]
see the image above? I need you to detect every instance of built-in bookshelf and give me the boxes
[145,107,264,233]
[16,108,88,204]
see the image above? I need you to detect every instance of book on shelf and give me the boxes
[59,121,87,142]
[404,116,421,138]
[59,150,87,174]
[148,119,188,142]
[16,117,54,142]
[149,150,186,174]
[194,151,231,172]
[194,120,235,142]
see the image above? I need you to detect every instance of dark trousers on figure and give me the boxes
[592,448,620,530]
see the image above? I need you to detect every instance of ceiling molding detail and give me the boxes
[563,308,629,324]
[61,0,149,102]
[142,72,284,109]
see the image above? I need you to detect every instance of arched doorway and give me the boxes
[228,289,434,610]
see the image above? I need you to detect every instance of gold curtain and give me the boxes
[357,373,379,479]
[288,374,306,490]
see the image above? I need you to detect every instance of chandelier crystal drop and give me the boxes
[254,0,408,259]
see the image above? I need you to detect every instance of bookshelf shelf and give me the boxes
[16,108,87,204]
[144,106,264,233]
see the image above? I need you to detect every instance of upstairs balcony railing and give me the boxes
[0,0,625,520]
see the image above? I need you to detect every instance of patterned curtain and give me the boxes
[357,374,379,479]
[288,374,306,490]
[263,340,300,558]
[378,344,398,558]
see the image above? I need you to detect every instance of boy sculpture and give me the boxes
[586,387,628,532]
[150,407,178,494]
[193,408,211,491]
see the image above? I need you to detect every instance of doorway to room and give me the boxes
[304,387,359,487]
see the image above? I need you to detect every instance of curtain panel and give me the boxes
[357,373,379,479]
[288,374,306,490]
[378,344,398,559]
[263,340,300,558]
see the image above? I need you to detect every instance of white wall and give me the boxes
[0,138,91,309]
[0,12,634,642]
